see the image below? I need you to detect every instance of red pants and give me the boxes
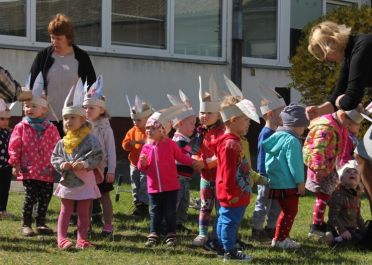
[312,192,331,225]
[273,189,299,241]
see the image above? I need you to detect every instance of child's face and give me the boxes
[199,112,219,126]
[349,123,360,135]
[0,117,9,129]
[132,116,148,129]
[338,111,355,129]
[293,126,305,137]
[23,102,47,119]
[63,114,85,132]
[341,168,360,189]
[272,107,284,126]
[176,115,196,137]
[84,105,104,121]
[145,125,163,142]
[234,115,250,136]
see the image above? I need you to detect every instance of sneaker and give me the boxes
[192,235,208,247]
[176,224,192,234]
[308,223,327,237]
[36,225,53,235]
[145,233,159,247]
[224,250,252,262]
[204,239,220,253]
[165,234,177,248]
[323,232,334,246]
[21,225,35,237]
[76,239,95,249]
[271,237,300,249]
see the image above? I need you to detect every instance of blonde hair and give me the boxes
[308,21,351,61]
[220,95,242,110]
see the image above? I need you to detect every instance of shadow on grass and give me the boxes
[0,235,56,252]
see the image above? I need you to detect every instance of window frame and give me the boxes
[323,0,360,13]
[242,0,290,68]
[0,0,227,62]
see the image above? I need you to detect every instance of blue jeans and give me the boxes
[252,184,281,230]
[176,176,190,225]
[149,190,178,235]
[217,206,245,252]
[130,165,149,205]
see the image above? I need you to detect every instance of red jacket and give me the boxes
[213,133,251,208]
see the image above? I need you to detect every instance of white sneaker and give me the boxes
[192,235,208,247]
[271,238,300,249]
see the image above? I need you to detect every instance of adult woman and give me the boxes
[29,13,96,122]
[307,21,372,215]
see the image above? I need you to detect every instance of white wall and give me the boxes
[1,47,297,117]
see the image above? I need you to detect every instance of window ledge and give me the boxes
[243,63,290,70]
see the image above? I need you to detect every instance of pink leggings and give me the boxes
[57,199,92,243]
[312,192,331,225]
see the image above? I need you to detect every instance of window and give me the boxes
[174,0,222,57]
[0,0,26,37]
[325,1,358,13]
[111,0,167,49]
[36,0,102,47]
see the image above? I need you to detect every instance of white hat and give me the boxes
[167,89,194,126]
[126,95,154,120]
[337,160,359,180]
[345,109,364,124]
[146,104,185,134]
[220,75,260,124]
[62,78,87,117]
[0,98,10,118]
[199,75,221,113]
[257,82,286,116]
[355,124,372,160]
[83,75,106,108]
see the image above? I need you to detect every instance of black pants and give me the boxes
[0,167,12,211]
[22,179,53,226]
[149,190,178,235]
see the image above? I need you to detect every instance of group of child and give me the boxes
[0,70,371,261]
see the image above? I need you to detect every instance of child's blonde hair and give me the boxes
[308,21,351,61]
[220,95,242,110]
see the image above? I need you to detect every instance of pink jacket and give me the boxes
[138,137,193,194]
[8,118,60,183]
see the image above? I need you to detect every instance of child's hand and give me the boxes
[140,154,148,167]
[12,165,20,176]
[61,162,72,171]
[340,230,352,240]
[106,173,115,183]
[297,183,305,196]
[229,197,239,204]
[72,161,85,170]
[192,159,204,172]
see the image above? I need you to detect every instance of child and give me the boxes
[192,76,225,249]
[8,73,60,236]
[304,108,362,237]
[167,90,196,233]
[214,94,261,261]
[122,95,153,216]
[52,80,103,249]
[340,110,362,164]
[325,160,365,246]
[264,104,308,249]
[0,99,13,218]
[138,105,200,247]
[252,87,285,241]
[83,76,116,236]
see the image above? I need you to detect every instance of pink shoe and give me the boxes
[58,238,73,250]
[76,239,95,249]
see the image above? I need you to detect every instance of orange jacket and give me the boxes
[122,126,147,166]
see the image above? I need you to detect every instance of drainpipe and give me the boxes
[231,0,243,88]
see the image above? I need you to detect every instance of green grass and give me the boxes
[1,183,372,265]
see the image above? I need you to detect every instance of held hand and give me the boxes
[340,230,352,240]
[106,173,115,183]
[297,183,305,196]
[72,161,85,170]
[229,197,239,204]
[12,165,20,176]
[192,159,204,172]
[306,105,320,120]
[335,94,345,109]
[60,162,73,171]
[140,154,148,167]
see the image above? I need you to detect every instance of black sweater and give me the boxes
[29,45,96,94]
[329,35,372,110]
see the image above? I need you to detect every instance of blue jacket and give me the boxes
[257,127,275,176]
[263,129,304,189]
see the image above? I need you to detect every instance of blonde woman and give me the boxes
[307,21,372,119]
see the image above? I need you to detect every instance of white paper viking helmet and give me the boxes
[62,78,87,117]
[220,75,260,124]
[83,75,105,108]
[199,75,221,113]
[26,72,48,108]
[257,82,286,116]
[167,89,194,126]
[0,98,11,118]
[147,104,186,134]
[126,95,154,120]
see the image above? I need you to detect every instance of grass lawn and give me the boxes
[1,183,372,265]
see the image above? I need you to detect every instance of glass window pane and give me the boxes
[326,2,356,13]
[0,0,26,37]
[174,0,222,57]
[36,0,101,47]
[243,0,277,59]
[112,0,167,49]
